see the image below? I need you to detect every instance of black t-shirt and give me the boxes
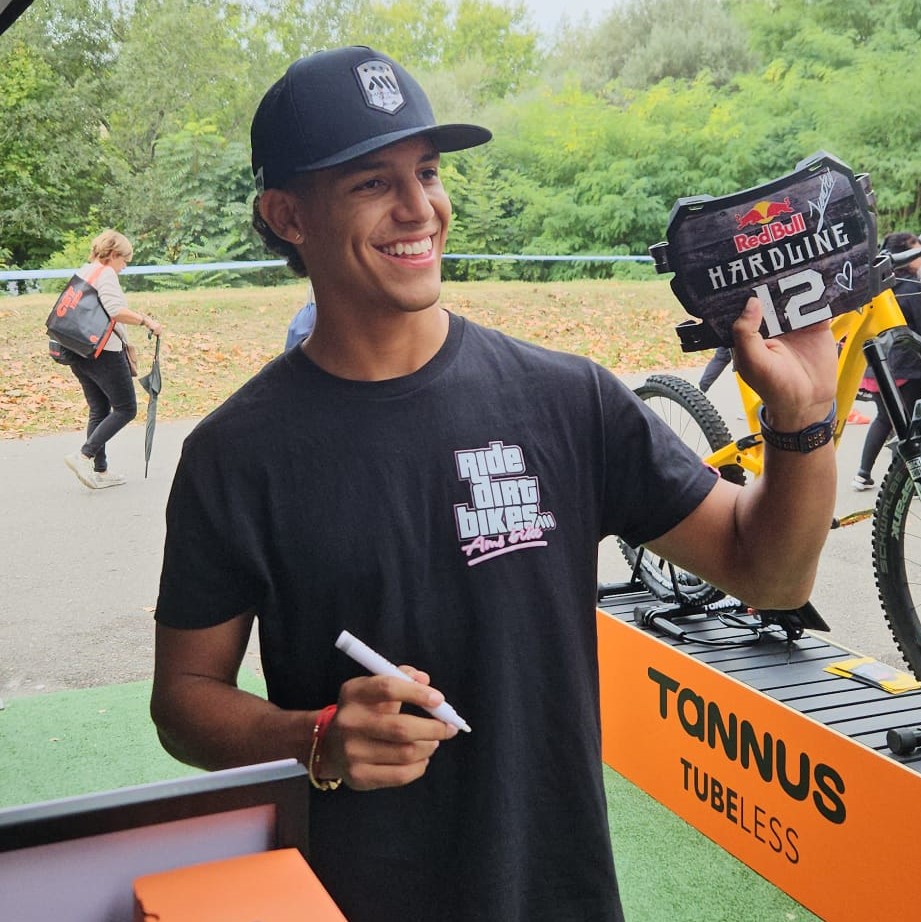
[156,312,717,922]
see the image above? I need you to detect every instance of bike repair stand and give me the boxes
[604,568,831,648]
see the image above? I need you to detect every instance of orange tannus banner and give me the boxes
[597,610,921,922]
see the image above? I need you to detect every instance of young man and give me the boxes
[151,46,838,922]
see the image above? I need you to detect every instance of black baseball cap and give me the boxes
[251,46,493,191]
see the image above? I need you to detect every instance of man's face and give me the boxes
[296,136,452,316]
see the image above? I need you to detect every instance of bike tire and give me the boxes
[872,456,921,678]
[617,374,745,605]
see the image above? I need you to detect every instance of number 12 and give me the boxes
[752,268,831,337]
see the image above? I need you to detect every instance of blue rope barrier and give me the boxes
[0,253,653,283]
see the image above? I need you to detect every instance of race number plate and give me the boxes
[648,152,878,351]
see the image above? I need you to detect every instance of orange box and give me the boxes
[133,848,348,922]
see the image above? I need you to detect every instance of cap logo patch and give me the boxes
[355,60,405,114]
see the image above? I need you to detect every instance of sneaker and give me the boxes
[851,473,875,492]
[847,410,871,425]
[92,470,127,488]
[65,451,98,489]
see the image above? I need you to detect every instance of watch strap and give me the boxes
[758,402,837,453]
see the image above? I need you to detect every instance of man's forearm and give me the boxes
[731,438,837,608]
[648,433,837,611]
[151,676,315,771]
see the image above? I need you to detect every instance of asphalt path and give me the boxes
[0,363,908,703]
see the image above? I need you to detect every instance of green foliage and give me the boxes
[105,119,259,287]
[729,0,921,55]
[351,0,453,67]
[260,0,376,63]
[568,0,757,91]
[38,230,99,293]
[446,0,538,98]
[0,40,111,268]
[10,0,126,73]
[442,150,551,279]
[5,0,921,286]
[106,0,266,171]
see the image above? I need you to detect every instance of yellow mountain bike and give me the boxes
[620,245,921,676]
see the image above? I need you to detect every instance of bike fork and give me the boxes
[864,334,921,496]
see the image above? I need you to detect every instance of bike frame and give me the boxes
[703,284,912,478]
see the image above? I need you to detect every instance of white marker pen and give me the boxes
[335,630,472,733]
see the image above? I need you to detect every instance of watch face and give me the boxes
[650,152,877,351]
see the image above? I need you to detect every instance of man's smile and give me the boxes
[376,236,435,258]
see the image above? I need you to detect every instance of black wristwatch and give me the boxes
[758,402,837,453]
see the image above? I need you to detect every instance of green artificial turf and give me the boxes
[0,678,818,921]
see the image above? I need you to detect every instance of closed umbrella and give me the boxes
[138,335,161,478]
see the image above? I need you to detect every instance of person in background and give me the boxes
[150,46,837,922]
[852,230,921,490]
[64,229,163,489]
[699,344,732,393]
[284,280,317,350]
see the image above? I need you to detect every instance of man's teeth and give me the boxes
[380,238,433,257]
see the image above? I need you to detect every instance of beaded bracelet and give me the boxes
[308,704,342,791]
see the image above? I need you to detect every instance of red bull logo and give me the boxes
[733,197,805,253]
[735,197,794,230]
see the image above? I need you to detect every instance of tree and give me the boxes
[562,0,756,92]
[6,0,921,279]
[729,0,921,56]
[259,0,374,64]
[442,149,542,279]
[105,119,257,285]
[0,40,110,269]
[10,0,126,74]
[105,0,265,171]
[444,0,538,99]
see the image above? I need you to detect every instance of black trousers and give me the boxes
[69,349,138,472]
[858,379,921,477]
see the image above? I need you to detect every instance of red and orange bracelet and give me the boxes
[308,704,342,791]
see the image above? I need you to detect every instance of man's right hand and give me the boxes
[320,669,459,790]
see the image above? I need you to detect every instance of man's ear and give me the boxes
[259,189,305,245]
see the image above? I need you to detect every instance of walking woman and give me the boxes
[64,229,163,489]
